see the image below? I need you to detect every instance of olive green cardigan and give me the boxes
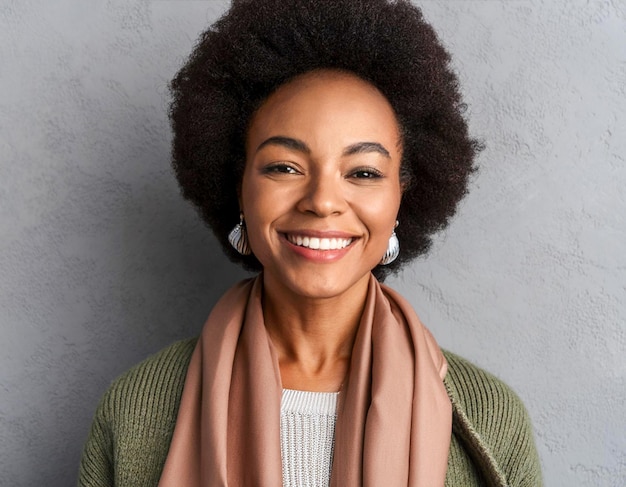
[78,339,543,486]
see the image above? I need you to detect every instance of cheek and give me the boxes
[242,206,274,265]
[360,192,401,241]
[239,175,286,260]
[240,170,267,222]
[242,181,282,225]
[240,171,265,252]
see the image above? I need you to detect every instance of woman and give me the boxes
[79,1,542,486]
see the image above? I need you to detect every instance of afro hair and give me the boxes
[169,0,481,280]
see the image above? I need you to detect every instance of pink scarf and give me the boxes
[159,274,451,486]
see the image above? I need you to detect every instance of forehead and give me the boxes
[246,70,402,155]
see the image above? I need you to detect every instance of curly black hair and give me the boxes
[169,0,481,280]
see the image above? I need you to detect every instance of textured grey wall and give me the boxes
[0,1,624,486]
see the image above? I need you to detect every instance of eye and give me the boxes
[262,163,300,175]
[349,167,384,179]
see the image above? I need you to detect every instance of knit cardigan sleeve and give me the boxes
[78,390,114,487]
[443,351,543,487]
[77,339,197,487]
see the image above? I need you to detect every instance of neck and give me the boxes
[262,273,370,391]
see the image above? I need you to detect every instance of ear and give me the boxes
[236,156,247,211]
[236,180,244,214]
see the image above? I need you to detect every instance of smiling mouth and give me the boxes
[285,234,354,250]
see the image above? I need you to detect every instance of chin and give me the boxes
[273,268,371,301]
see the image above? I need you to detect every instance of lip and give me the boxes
[279,231,358,262]
[279,229,358,239]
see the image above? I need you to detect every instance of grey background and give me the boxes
[1,0,624,485]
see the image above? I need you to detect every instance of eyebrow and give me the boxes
[256,136,310,154]
[256,137,391,158]
[342,142,390,159]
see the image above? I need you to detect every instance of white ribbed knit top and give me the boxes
[280,389,339,487]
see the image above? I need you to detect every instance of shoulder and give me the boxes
[78,338,197,487]
[97,338,197,421]
[443,350,543,486]
[98,337,198,435]
[104,338,197,405]
[443,350,527,419]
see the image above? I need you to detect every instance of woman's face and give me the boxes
[242,70,403,300]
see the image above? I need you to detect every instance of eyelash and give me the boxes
[262,163,300,175]
[261,163,384,179]
[350,167,384,179]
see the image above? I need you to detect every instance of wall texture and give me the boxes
[0,1,624,486]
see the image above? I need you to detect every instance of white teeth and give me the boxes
[286,234,353,250]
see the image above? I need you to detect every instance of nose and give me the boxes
[296,171,347,217]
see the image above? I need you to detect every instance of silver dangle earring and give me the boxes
[228,213,252,255]
[380,220,399,265]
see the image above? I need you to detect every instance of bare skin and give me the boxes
[241,70,403,391]
[262,271,365,391]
